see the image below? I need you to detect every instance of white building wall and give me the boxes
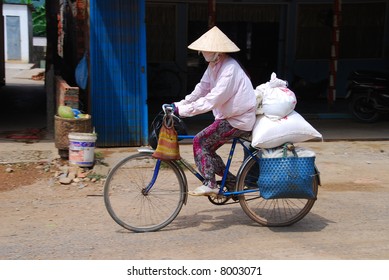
[3,4,33,62]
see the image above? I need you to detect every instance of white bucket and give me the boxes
[68,132,97,167]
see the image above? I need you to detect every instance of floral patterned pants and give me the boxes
[193,119,248,188]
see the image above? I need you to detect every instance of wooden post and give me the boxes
[208,0,216,28]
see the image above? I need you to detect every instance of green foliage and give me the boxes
[32,4,46,36]
[5,0,46,37]
[5,0,33,5]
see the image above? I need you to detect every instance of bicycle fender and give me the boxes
[138,147,154,153]
[314,165,322,186]
[236,149,260,180]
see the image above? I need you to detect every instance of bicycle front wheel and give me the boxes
[104,153,186,232]
[237,156,318,227]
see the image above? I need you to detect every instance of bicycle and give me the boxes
[103,110,320,233]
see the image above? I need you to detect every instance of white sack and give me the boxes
[262,87,297,120]
[260,146,316,158]
[251,110,322,148]
[255,73,297,119]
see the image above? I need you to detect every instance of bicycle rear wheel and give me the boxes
[104,153,186,232]
[237,156,318,227]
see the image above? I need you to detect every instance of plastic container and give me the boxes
[54,115,92,159]
[68,132,97,167]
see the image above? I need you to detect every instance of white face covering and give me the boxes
[202,51,219,62]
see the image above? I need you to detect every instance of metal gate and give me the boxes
[89,0,148,147]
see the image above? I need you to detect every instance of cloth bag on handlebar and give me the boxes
[152,114,181,160]
[149,111,187,149]
[257,143,316,199]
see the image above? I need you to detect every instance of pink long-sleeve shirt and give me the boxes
[175,56,256,132]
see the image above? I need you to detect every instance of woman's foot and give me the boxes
[188,184,219,196]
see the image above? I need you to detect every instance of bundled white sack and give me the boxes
[254,72,297,119]
[260,146,316,158]
[251,110,322,148]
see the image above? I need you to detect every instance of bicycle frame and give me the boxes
[144,134,259,197]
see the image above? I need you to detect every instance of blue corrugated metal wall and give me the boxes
[89,0,148,147]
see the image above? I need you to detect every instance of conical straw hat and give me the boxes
[188,26,240,53]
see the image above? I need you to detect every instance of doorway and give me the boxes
[1,7,47,143]
[6,16,21,60]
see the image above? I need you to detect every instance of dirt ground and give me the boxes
[1,140,387,193]
[1,140,389,261]
[0,162,51,192]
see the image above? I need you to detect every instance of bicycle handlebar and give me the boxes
[162,104,174,115]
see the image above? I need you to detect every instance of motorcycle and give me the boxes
[346,70,389,123]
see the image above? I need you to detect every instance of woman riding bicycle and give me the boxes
[171,26,257,196]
